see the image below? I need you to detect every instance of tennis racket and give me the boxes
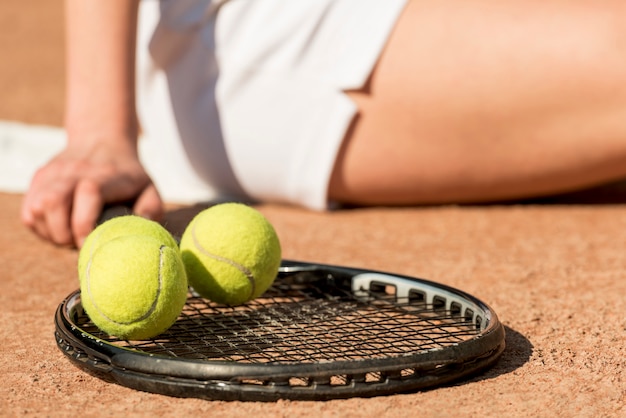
[54,260,505,401]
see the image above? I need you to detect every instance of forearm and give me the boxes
[64,0,140,150]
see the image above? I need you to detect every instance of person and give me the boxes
[21,0,626,248]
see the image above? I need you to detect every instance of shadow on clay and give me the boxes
[452,325,534,387]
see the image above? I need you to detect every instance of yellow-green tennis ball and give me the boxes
[80,234,188,340]
[78,215,178,284]
[179,203,281,306]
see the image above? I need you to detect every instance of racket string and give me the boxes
[57,266,506,400]
[77,282,482,364]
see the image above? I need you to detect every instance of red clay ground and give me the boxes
[1,1,624,416]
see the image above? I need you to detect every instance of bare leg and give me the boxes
[329,0,626,205]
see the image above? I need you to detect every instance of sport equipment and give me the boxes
[78,215,178,283]
[80,234,188,340]
[55,260,506,401]
[179,203,281,305]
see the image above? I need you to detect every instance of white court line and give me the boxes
[0,120,206,204]
[0,121,66,194]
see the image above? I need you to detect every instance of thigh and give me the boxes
[331,0,626,204]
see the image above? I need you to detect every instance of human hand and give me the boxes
[21,140,163,248]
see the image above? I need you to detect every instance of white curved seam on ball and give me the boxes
[191,222,256,300]
[86,245,165,326]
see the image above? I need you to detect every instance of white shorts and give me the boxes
[136,0,407,210]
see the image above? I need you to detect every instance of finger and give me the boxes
[20,171,50,238]
[43,193,75,247]
[71,179,105,248]
[23,174,73,245]
[22,199,52,243]
[133,183,164,222]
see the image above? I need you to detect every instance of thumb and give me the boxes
[132,182,164,222]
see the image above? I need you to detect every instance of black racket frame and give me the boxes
[54,260,505,401]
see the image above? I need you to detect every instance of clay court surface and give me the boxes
[1,1,624,416]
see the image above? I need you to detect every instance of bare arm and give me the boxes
[65,0,139,150]
[21,0,163,248]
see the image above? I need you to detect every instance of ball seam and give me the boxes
[191,222,256,300]
[85,245,165,326]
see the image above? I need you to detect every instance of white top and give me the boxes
[136,0,407,209]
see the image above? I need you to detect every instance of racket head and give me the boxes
[55,260,505,401]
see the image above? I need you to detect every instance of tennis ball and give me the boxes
[179,203,281,306]
[78,215,178,283]
[80,234,188,340]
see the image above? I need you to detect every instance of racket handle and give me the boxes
[97,202,134,225]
